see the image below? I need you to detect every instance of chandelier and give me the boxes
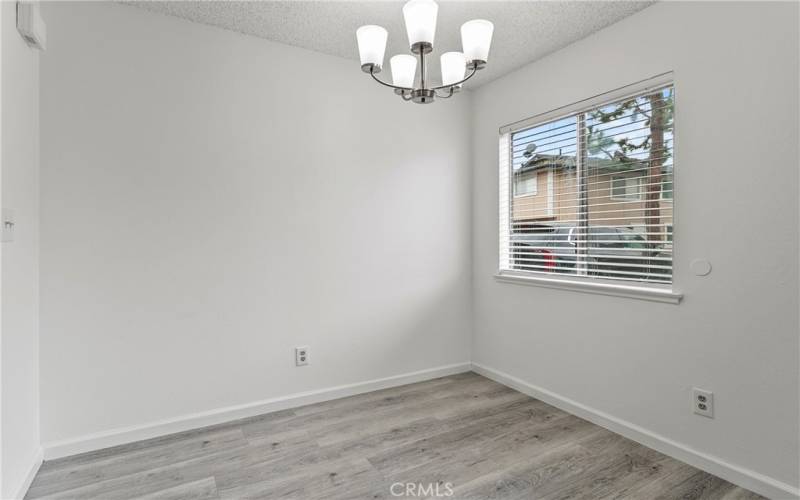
[356,0,493,104]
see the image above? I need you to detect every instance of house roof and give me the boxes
[518,154,576,174]
[517,153,671,175]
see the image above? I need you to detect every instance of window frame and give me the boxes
[496,73,682,304]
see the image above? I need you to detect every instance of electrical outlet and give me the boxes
[295,346,309,366]
[692,388,713,418]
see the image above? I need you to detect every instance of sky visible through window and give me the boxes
[511,87,674,175]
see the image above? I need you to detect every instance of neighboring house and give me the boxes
[512,153,673,243]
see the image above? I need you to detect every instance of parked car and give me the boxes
[510,225,671,282]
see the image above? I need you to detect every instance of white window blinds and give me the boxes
[499,81,674,286]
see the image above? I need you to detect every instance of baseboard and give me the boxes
[42,362,471,461]
[471,362,799,500]
[12,446,43,500]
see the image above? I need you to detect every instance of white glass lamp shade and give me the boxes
[440,52,466,86]
[356,25,388,69]
[402,0,438,47]
[461,19,493,63]
[390,55,417,88]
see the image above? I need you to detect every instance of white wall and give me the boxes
[39,2,471,446]
[471,1,799,496]
[1,1,42,498]
[34,1,800,497]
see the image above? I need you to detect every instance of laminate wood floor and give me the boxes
[27,373,764,500]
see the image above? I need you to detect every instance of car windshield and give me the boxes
[619,232,647,249]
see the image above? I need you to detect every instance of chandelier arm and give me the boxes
[430,66,478,91]
[434,88,455,99]
[370,67,413,92]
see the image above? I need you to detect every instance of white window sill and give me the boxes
[494,271,683,304]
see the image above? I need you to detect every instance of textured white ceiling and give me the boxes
[125,1,654,88]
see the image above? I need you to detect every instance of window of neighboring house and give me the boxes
[513,174,537,196]
[661,176,673,199]
[498,78,674,290]
[610,175,642,201]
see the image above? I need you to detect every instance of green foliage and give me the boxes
[585,88,674,172]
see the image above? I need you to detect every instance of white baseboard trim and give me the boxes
[471,362,799,500]
[43,362,471,461]
[12,446,43,500]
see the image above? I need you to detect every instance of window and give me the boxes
[514,174,537,196]
[499,78,674,288]
[661,172,673,199]
[610,175,642,201]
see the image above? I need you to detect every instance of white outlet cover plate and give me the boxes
[295,346,309,366]
[692,387,714,418]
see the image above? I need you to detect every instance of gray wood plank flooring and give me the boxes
[26,373,764,500]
